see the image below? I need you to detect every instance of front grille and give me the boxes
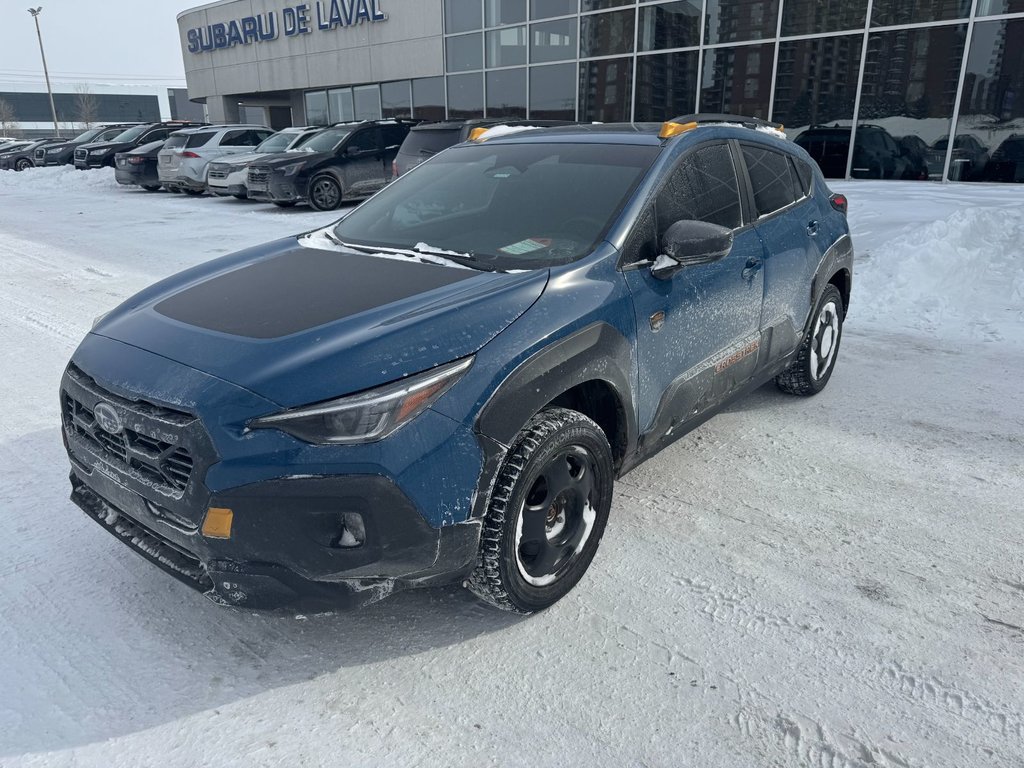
[208,168,228,179]
[248,167,269,186]
[62,365,197,497]
[74,149,87,160]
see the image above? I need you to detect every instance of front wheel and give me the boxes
[308,174,343,211]
[776,284,844,396]
[468,407,614,614]
[15,158,32,171]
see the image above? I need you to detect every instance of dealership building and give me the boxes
[177,0,1024,182]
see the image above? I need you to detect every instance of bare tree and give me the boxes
[74,84,98,129]
[0,98,18,138]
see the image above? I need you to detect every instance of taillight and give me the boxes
[392,159,399,179]
[181,151,201,159]
[829,193,848,214]
[128,156,145,165]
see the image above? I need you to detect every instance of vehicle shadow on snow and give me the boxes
[0,428,524,758]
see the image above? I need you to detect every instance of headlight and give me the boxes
[90,149,106,156]
[280,161,305,177]
[249,357,473,445]
[47,147,62,154]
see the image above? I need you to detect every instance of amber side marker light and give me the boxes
[659,120,698,139]
[202,507,234,539]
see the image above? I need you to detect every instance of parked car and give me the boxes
[61,114,852,613]
[114,139,168,191]
[394,118,573,178]
[896,135,929,180]
[0,138,63,171]
[794,124,910,179]
[246,119,418,210]
[75,121,207,169]
[35,124,141,167]
[928,134,990,181]
[157,124,273,194]
[206,126,323,198]
[984,134,1024,183]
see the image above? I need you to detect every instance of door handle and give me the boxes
[742,258,762,281]
[806,220,819,236]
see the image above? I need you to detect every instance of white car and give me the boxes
[206,126,323,198]
[157,124,273,194]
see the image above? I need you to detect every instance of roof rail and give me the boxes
[659,113,784,139]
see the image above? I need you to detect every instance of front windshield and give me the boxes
[111,125,150,143]
[333,142,661,270]
[299,127,353,153]
[255,131,296,154]
[72,128,102,143]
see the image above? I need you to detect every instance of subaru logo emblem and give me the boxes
[93,402,123,435]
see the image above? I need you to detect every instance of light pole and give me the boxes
[28,7,60,137]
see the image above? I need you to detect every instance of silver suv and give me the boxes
[206,126,323,199]
[158,125,273,194]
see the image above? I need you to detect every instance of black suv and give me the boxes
[0,138,63,171]
[35,124,141,167]
[75,121,207,169]
[246,119,417,210]
[985,135,1024,183]
[394,119,573,178]
[795,124,910,179]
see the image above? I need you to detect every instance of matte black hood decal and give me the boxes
[154,248,476,339]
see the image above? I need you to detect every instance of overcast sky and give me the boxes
[1,1,199,87]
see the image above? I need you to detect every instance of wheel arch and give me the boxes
[475,322,637,492]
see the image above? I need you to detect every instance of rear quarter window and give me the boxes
[186,132,217,148]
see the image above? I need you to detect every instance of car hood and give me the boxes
[257,150,333,168]
[92,235,549,407]
[212,150,271,167]
[79,141,131,154]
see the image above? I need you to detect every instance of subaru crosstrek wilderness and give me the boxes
[61,115,853,613]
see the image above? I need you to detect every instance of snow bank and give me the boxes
[842,189,1024,345]
[0,164,121,194]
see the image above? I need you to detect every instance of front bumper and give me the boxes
[60,336,485,609]
[69,469,480,609]
[247,170,302,203]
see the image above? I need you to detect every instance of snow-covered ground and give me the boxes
[1,167,1022,767]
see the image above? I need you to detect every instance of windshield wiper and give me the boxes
[325,233,492,271]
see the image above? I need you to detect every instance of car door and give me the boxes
[339,127,386,196]
[621,141,766,443]
[738,143,822,360]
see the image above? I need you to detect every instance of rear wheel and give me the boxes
[468,407,614,614]
[308,175,343,211]
[776,284,844,396]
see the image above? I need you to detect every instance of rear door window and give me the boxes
[741,145,801,217]
[400,128,461,157]
[345,128,381,155]
[382,124,410,150]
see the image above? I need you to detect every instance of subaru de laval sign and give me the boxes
[186,0,387,53]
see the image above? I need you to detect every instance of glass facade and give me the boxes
[300,1,1024,184]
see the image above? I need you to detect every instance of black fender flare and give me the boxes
[470,322,637,518]
[810,233,853,329]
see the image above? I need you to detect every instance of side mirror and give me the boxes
[651,220,734,280]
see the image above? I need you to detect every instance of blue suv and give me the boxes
[61,115,853,613]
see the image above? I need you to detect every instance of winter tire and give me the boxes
[309,175,343,211]
[776,284,844,396]
[15,158,32,172]
[468,407,614,614]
